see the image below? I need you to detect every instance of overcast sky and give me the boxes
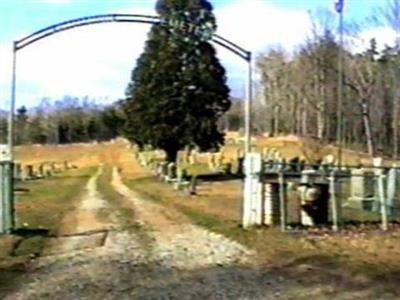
[0,0,395,110]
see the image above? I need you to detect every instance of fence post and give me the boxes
[278,172,287,232]
[242,153,263,228]
[0,161,14,234]
[378,174,388,231]
[329,170,340,231]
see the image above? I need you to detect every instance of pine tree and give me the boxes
[123,0,230,162]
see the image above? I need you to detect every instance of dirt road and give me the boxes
[4,163,296,300]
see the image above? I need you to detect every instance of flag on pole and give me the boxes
[335,0,344,13]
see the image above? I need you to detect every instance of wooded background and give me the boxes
[2,1,400,159]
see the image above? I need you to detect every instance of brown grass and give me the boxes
[114,139,400,297]
[3,138,400,297]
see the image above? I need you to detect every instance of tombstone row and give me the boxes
[145,160,197,196]
[13,160,75,181]
[244,153,398,230]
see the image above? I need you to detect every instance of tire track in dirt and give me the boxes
[44,165,116,255]
[3,159,292,299]
[111,167,255,269]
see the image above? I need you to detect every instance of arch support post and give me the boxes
[245,53,252,154]
[8,42,17,162]
[2,42,17,234]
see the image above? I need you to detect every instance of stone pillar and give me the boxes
[243,153,263,228]
[349,168,375,211]
[386,168,400,216]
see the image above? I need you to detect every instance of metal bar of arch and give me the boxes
[8,13,253,162]
[14,14,251,62]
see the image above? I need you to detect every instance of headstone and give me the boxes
[236,148,244,160]
[301,169,317,185]
[262,147,269,160]
[25,165,34,180]
[166,162,177,182]
[189,175,197,195]
[160,162,169,180]
[215,153,224,170]
[288,156,300,172]
[174,168,189,190]
[50,163,56,174]
[348,168,375,211]
[263,182,280,226]
[208,153,216,170]
[189,151,197,165]
[322,154,336,166]
[387,168,400,216]
[222,162,232,175]
[298,183,329,226]
[37,164,45,178]
[44,163,53,177]
[373,157,383,168]
[182,148,190,164]
[275,156,285,171]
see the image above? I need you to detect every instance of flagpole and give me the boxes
[337,0,344,168]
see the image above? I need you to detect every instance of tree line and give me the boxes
[0,96,124,145]
[4,0,400,163]
[255,1,400,158]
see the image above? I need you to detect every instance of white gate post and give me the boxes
[243,153,263,228]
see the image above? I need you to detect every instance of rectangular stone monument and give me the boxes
[174,167,189,190]
[208,153,216,170]
[189,152,197,165]
[387,168,400,216]
[166,162,177,183]
[348,168,376,211]
[263,182,280,226]
[37,164,45,178]
[24,165,34,180]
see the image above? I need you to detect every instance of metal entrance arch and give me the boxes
[3,13,253,233]
[8,13,253,160]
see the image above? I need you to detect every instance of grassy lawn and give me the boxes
[14,167,96,234]
[0,167,95,261]
[0,166,96,295]
[96,164,136,230]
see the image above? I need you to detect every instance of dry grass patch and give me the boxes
[117,141,400,297]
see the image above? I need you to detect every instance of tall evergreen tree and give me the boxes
[123,0,230,162]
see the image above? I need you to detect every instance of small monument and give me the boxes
[348,168,375,211]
